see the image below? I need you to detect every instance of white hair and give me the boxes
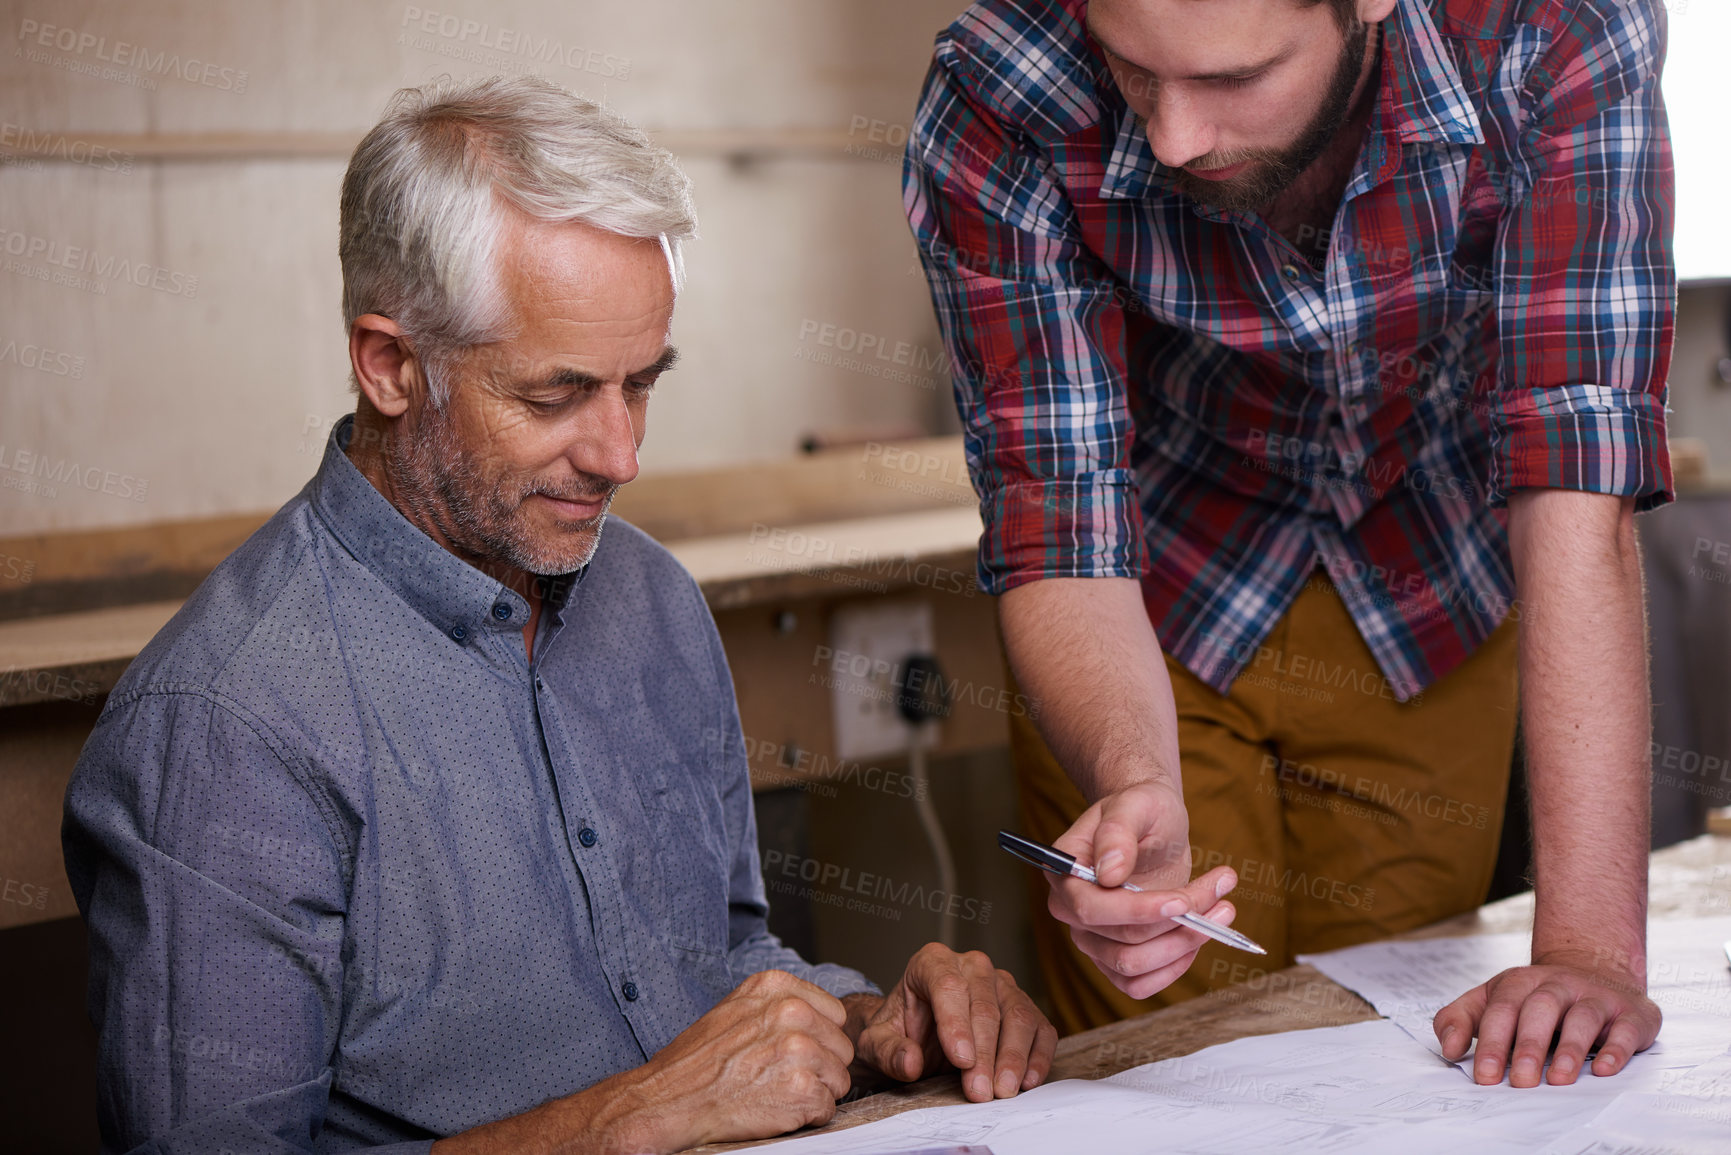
[339,74,697,406]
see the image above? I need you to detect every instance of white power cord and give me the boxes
[907,731,958,948]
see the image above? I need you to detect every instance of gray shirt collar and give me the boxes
[309,414,584,643]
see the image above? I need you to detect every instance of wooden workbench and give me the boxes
[685,834,1731,1152]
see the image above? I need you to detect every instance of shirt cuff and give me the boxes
[1491,383,1673,510]
[979,475,1147,595]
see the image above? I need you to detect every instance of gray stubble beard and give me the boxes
[386,395,614,578]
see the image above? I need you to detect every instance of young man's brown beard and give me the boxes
[1168,18,1370,213]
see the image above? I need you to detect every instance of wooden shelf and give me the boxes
[0,509,981,709]
[0,600,181,708]
[6,127,882,163]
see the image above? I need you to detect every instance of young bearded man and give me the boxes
[904,0,1672,1089]
[63,76,1056,1154]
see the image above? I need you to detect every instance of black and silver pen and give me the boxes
[998,830,1266,955]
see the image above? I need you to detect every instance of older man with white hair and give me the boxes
[63,75,1055,1154]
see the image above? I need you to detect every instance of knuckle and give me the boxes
[1524,989,1563,1014]
[935,973,971,998]
[750,969,793,994]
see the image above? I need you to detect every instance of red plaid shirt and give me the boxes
[904,0,1674,698]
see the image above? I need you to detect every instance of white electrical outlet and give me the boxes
[825,600,939,761]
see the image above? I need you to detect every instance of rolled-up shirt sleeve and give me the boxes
[63,689,426,1155]
[1489,0,1674,509]
[903,45,1145,594]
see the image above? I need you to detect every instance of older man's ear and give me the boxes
[348,313,418,418]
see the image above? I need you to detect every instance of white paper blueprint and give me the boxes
[740,920,1731,1154]
[746,1018,1731,1154]
[1535,1047,1731,1155]
[1299,917,1731,1071]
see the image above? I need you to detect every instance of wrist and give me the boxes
[840,991,884,1047]
[840,991,906,1094]
[1531,941,1648,995]
[554,1064,680,1155]
[1089,768,1181,807]
[1532,889,1648,992]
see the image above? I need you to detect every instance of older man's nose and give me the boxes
[579,389,642,487]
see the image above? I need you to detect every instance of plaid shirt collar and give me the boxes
[1098,0,1484,205]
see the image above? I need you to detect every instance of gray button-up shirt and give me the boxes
[63,417,873,1153]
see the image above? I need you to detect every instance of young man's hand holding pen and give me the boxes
[1024,782,1247,999]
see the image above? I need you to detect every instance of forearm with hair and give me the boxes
[998,576,1182,800]
[1509,490,1651,981]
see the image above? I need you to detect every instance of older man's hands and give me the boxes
[625,969,856,1149]
[432,968,856,1154]
[850,942,1058,1101]
[571,949,1053,1153]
